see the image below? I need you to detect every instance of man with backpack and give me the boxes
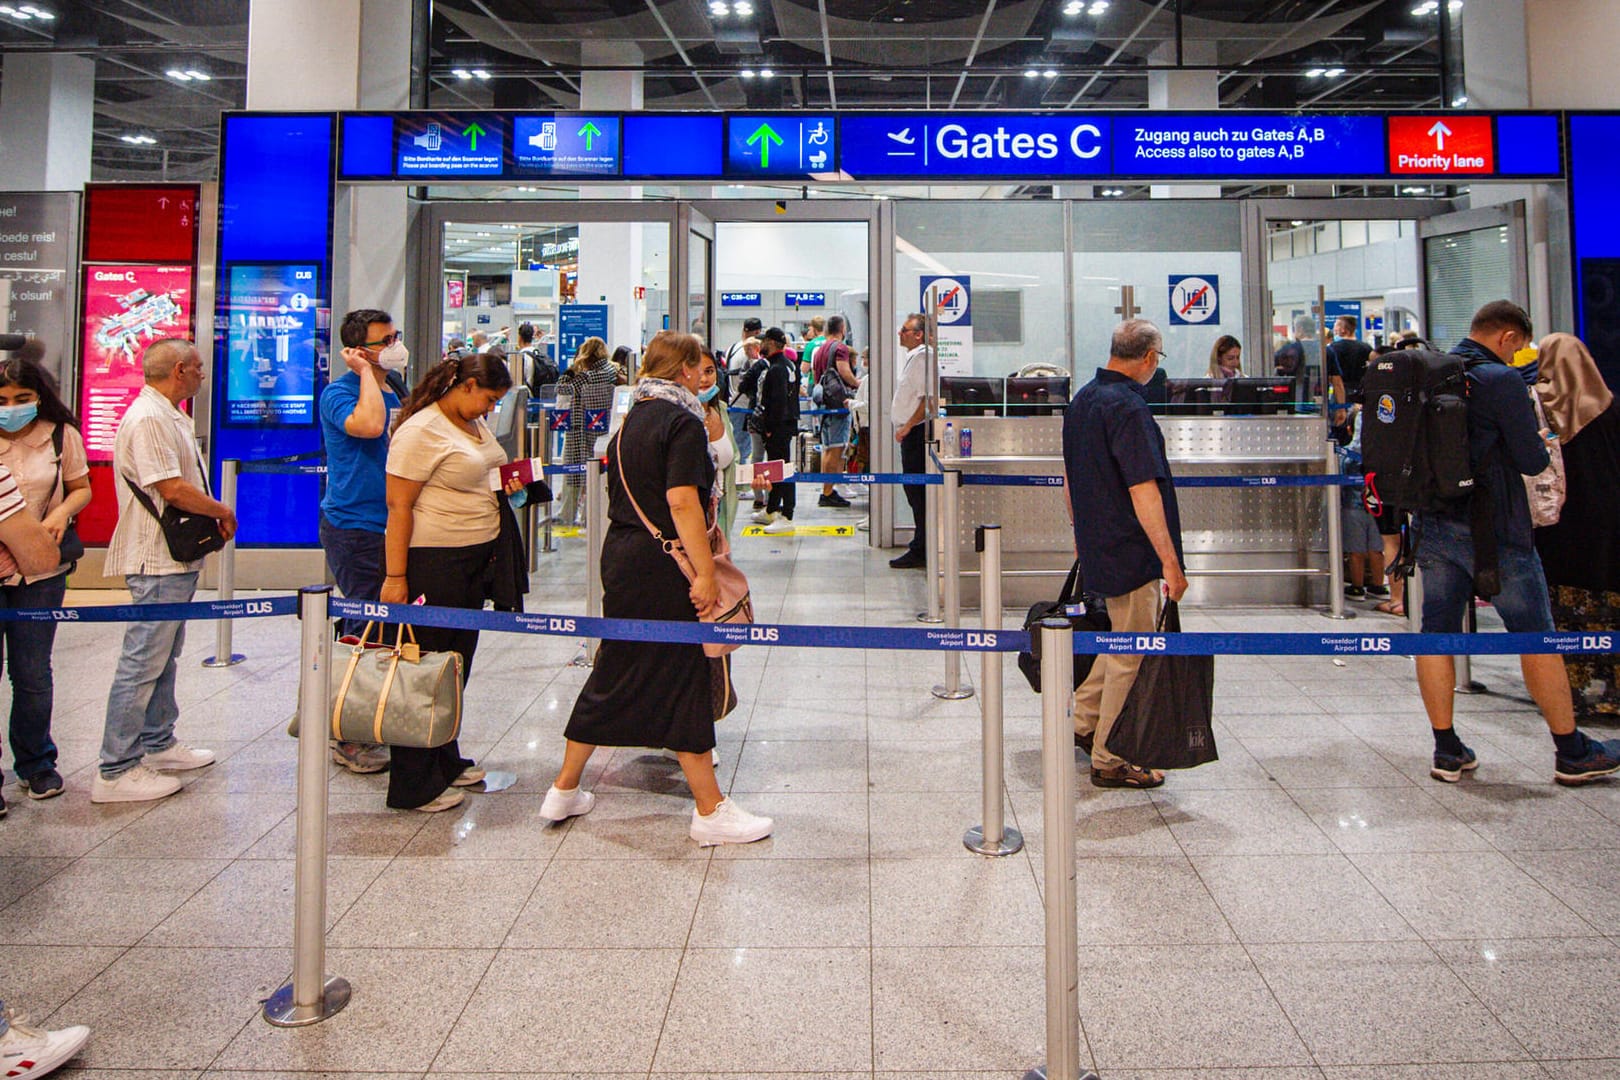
[752,328,799,533]
[1368,300,1620,786]
[812,315,858,508]
[516,322,558,396]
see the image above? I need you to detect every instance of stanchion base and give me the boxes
[1321,610,1355,621]
[202,654,246,667]
[471,769,518,792]
[964,824,1024,856]
[262,975,351,1027]
[1023,1067,1099,1080]
[933,684,975,700]
[1455,680,1488,695]
[917,612,944,624]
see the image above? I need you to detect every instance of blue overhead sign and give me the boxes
[1114,114,1386,176]
[784,291,825,306]
[623,115,722,176]
[512,115,620,177]
[840,114,1111,178]
[720,291,762,306]
[396,113,503,176]
[726,115,836,177]
[557,304,610,368]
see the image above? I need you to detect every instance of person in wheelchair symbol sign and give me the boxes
[1169,275,1220,326]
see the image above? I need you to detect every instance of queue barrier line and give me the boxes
[0,596,300,624]
[238,451,329,477]
[755,471,1363,489]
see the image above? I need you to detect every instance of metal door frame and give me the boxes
[674,204,716,345]
[1417,202,1531,332]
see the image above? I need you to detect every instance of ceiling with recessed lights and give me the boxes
[0,1,1462,183]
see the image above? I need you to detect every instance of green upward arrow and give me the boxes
[577,121,603,151]
[746,122,784,168]
[461,122,487,151]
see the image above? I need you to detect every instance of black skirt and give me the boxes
[565,525,724,753]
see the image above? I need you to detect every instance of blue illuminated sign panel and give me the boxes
[721,292,761,306]
[396,114,503,176]
[624,115,723,177]
[726,115,835,177]
[557,304,610,369]
[840,114,1111,178]
[784,291,825,306]
[513,115,621,177]
[1113,114,1386,176]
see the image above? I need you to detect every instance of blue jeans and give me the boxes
[1,573,68,781]
[100,571,198,779]
[319,517,384,639]
[1416,514,1555,634]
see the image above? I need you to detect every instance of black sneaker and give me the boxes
[1366,584,1391,599]
[20,769,63,800]
[1431,743,1479,783]
[1345,585,1367,599]
[1554,736,1620,786]
[889,550,926,569]
[818,492,852,508]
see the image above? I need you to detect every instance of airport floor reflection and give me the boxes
[4,497,1620,1079]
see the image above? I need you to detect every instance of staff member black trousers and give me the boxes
[765,429,796,520]
[900,424,927,556]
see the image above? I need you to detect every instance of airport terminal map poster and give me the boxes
[78,264,193,462]
[224,263,321,425]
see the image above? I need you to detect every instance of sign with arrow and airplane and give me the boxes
[1388,115,1495,175]
[396,114,504,176]
[513,114,621,176]
[725,115,836,178]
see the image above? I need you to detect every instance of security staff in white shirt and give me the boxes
[889,313,930,569]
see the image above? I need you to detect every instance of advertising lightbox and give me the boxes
[77,264,193,462]
[223,263,321,425]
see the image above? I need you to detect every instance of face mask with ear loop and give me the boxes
[377,339,410,372]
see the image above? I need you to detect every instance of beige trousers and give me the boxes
[1073,579,1162,771]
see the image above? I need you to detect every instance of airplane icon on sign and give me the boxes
[887,127,917,157]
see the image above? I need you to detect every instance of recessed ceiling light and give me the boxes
[758,68,774,79]
[1088,0,1109,12]
[1451,94,1469,106]
[186,69,210,81]
[452,68,471,80]
[119,134,158,145]
[1042,69,1058,79]
[165,69,191,82]
[1324,68,1345,78]
[471,69,490,80]
[739,69,755,79]
[735,0,753,14]
[1306,68,1325,78]
[1024,69,1039,79]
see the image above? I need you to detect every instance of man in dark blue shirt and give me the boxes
[1416,300,1620,786]
[1063,319,1187,789]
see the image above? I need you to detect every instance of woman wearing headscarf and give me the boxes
[1532,332,1620,722]
[555,336,619,525]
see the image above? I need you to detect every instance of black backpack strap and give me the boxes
[1469,484,1501,600]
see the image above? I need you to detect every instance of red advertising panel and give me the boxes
[1388,115,1495,175]
[82,185,199,263]
[78,264,193,462]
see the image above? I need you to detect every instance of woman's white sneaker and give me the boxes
[690,798,773,846]
[143,744,216,771]
[540,785,595,821]
[413,788,465,813]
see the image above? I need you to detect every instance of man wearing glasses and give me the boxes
[316,308,411,775]
[889,314,931,569]
[1063,319,1187,789]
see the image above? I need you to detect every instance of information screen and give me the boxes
[1113,114,1386,176]
[83,185,198,264]
[725,114,836,177]
[840,114,1111,178]
[223,263,322,426]
[512,114,620,176]
[78,264,193,462]
[396,113,504,177]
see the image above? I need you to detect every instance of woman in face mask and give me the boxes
[0,351,92,801]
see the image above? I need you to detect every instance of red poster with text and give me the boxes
[1388,116,1495,175]
[78,264,193,463]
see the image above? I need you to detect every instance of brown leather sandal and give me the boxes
[1090,762,1165,789]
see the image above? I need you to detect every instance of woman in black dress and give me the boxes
[542,331,772,847]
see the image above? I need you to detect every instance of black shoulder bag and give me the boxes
[1018,556,1111,693]
[122,445,227,563]
[50,424,86,567]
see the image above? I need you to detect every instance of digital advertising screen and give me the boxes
[78,264,193,462]
[223,263,322,426]
[395,113,504,177]
[512,114,621,177]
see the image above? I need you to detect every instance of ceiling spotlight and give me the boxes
[709,1,727,14]
[18,3,51,15]
[739,69,755,79]
[119,134,158,145]
[186,69,210,81]
[1324,68,1344,77]
[1024,69,1039,79]
[1063,1,1082,13]
[1088,0,1109,12]
[758,68,774,79]
[452,68,471,80]
[735,0,753,14]
[165,69,192,82]
[471,69,491,80]
[1411,0,1438,14]
[1305,68,1325,78]
[1451,94,1469,106]
[1401,186,1427,194]
[1042,69,1057,79]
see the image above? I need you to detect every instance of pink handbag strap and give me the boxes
[613,425,698,567]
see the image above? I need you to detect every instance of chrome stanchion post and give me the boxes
[1322,442,1351,621]
[264,586,350,1027]
[1024,618,1093,1080]
[933,469,972,700]
[203,458,245,667]
[919,287,944,625]
[965,525,1022,856]
[1455,602,1487,693]
[1407,565,1424,636]
[919,468,943,624]
[581,457,606,664]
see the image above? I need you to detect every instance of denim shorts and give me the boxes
[1415,513,1554,634]
[820,410,851,449]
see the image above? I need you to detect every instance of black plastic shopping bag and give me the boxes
[1104,600,1218,770]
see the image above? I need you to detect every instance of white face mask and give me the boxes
[376,339,410,372]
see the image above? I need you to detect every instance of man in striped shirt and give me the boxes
[95,339,236,804]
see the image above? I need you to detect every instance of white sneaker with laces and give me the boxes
[540,784,596,821]
[413,788,465,813]
[836,485,862,502]
[0,1011,91,1080]
[750,509,775,525]
[762,516,795,534]
[450,765,486,787]
[90,764,182,804]
[143,744,216,772]
[690,798,773,846]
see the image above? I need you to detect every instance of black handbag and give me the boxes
[50,424,84,566]
[1104,600,1219,771]
[1018,557,1110,693]
[121,448,227,563]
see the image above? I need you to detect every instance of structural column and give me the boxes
[1147,40,1218,200]
[0,53,94,191]
[576,41,648,355]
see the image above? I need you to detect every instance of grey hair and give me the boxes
[1293,314,1317,339]
[903,312,926,332]
[143,338,196,381]
[1110,319,1162,362]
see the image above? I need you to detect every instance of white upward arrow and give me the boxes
[1427,120,1453,151]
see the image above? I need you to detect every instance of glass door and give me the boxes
[675,204,715,347]
[1419,204,1529,348]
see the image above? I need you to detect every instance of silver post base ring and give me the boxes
[1454,680,1488,695]
[202,654,246,667]
[262,975,351,1027]
[932,684,974,700]
[1320,610,1355,621]
[1023,1068,1100,1080]
[917,612,945,624]
[964,824,1024,856]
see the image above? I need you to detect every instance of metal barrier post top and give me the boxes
[264,586,350,1028]
[965,524,1022,857]
[203,459,245,667]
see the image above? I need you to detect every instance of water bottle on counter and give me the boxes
[942,419,953,451]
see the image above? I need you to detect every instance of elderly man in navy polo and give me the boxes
[1063,319,1188,789]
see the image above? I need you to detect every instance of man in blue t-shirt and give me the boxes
[1416,300,1620,787]
[1063,319,1187,790]
[318,308,407,774]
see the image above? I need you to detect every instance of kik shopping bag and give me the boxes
[1104,600,1218,770]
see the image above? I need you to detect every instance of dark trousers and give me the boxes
[765,429,796,519]
[1,574,67,780]
[319,517,385,639]
[386,540,490,809]
[900,424,927,555]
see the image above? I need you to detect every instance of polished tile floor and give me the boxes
[3,497,1619,1079]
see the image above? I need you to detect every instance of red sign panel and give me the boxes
[78,264,193,462]
[1388,116,1495,175]
[83,185,199,263]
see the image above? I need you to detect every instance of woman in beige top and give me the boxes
[381,350,522,813]
[0,353,90,801]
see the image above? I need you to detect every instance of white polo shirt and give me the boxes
[891,343,931,430]
[104,385,209,577]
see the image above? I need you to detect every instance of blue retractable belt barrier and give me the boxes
[543,463,589,476]
[0,596,299,625]
[238,452,328,476]
[788,472,939,485]
[727,407,850,417]
[779,472,1358,489]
